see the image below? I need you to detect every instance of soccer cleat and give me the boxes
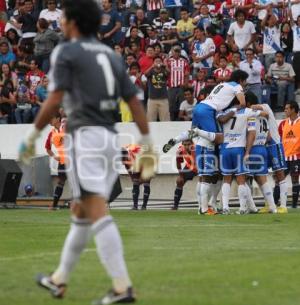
[162,139,176,153]
[141,205,147,210]
[203,208,217,216]
[36,273,66,298]
[277,206,288,214]
[248,209,259,214]
[131,206,138,210]
[92,287,136,305]
[170,206,178,211]
[236,209,248,215]
[258,205,270,214]
[222,209,230,215]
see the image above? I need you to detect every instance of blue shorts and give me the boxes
[219,145,248,176]
[266,142,287,172]
[195,145,218,176]
[192,103,218,133]
[248,145,268,176]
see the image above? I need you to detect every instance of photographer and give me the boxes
[267,50,295,111]
[145,55,170,121]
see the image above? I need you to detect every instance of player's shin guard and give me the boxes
[292,183,300,208]
[261,183,277,211]
[221,182,231,211]
[245,183,257,212]
[200,182,210,213]
[174,187,183,209]
[132,183,140,208]
[53,184,64,208]
[279,179,288,208]
[92,216,132,293]
[273,184,280,206]
[142,183,150,208]
[238,185,248,212]
[51,217,91,284]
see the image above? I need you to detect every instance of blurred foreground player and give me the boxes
[18,0,157,304]
[45,113,66,210]
[122,144,151,210]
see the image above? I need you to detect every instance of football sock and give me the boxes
[195,129,216,142]
[238,184,248,212]
[200,182,211,213]
[92,215,132,293]
[196,181,201,211]
[174,131,189,143]
[273,184,280,206]
[292,183,299,207]
[53,184,64,208]
[260,183,276,210]
[245,183,257,211]
[279,179,288,207]
[132,183,140,208]
[52,217,91,284]
[174,187,183,208]
[209,179,222,209]
[221,182,231,210]
[142,183,150,207]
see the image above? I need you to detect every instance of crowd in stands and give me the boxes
[0,0,300,123]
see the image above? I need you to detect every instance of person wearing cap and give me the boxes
[152,8,176,33]
[160,23,178,53]
[145,25,160,47]
[0,40,16,68]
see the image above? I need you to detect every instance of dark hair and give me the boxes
[245,47,254,54]
[180,7,188,13]
[129,62,140,70]
[130,26,139,33]
[126,53,136,59]
[275,50,285,57]
[219,56,228,61]
[47,0,56,4]
[62,0,101,36]
[232,51,241,58]
[235,9,246,18]
[153,55,162,61]
[6,28,20,44]
[229,70,248,83]
[184,87,193,94]
[38,18,49,30]
[286,101,299,113]
[152,42,162,50]
[206,25,216,36]
[245,91,258,106]
[146,44,154,50]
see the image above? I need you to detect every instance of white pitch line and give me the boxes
[0,248,96,262]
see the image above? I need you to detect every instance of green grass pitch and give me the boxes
[0,209,299,305]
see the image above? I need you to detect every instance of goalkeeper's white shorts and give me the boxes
[64,126,120,200]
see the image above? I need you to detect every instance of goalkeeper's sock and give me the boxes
[174,131,190,143]
[92,215,132,293]
[195,129,216,142]
[132,183,140,208]
[53,184,64,208]
[52,217,91,284]
[174,187,183,208]
[221,182,230,211]
[273,184,280,206]
[279,179,288,207]
[142,183,150,207]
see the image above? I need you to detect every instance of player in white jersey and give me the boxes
[250,102,288,213]
[246,94,277,213]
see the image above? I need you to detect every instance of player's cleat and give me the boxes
[170,206,178,210]
[162,139,176,153]
[131,206,138,210]
[277,206,288,214]
[236,209,248,215]
[203,208,217,216]
[36,273,66,298]
[258,205,270,214]
[141,205,147,210]
[248,209,259,214]
[92,287,136,305]
[222,209,230,215]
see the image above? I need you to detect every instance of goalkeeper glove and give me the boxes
[19,126,41,164]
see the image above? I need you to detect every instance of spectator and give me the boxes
[240,48,264,102]
[14,44,34,80]
[160,24,178,54]
[290,9,300,91]
[228,51,241,71]
[125,53,137,69]
[0,40,16,68]
[191,68,207,99]
[281,101,300,208]
[213,43,232,69]
[153,8,176,33]
[206,25,225,50]
[135,8,151,35]
[35,75,48,104]
[5,28,20,55]
[128,62,147,104]
[39,0,62,32]
[176,7,195,48]
[145,56,170,121]
[178,87,197,120]
[267,50,295,110]
[0,79,16,124]
[213,56,232,83]
[138,44,155,73]
[225,0,254,21]
[114,43,124,56]
[227,9,256,55]
[280,22,293,64]
[123,26,145,53]
[261,8,281,71]
[124,0,144,27]
[164,0,182,21]
[255,0,281,21]
[191,27,215,73]
[153,42,167,60]
[146,0,164,22]
[34,18,59,73]
[193,4,212,31]
[99,0,122,47]
[166,45,190,120]
[0,63,18,89]
[128,41,144,60]
[14,80,31,123]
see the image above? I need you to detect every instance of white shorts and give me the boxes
[64,126,120,200]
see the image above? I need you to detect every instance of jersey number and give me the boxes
[259,119,268,133]
[212,84,224,95]
[96,54,115,96]
[230,117,237,130]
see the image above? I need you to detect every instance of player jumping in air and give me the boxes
[18,1,157,304]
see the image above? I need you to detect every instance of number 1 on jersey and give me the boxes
[96,53,115,96]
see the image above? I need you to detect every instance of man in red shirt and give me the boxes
[138,45,155,74]
[213,56,232,83]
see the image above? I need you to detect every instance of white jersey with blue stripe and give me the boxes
[218,108,259,148]
[253,117,269,146]
[202,81,244,111]
[260,104,281,144]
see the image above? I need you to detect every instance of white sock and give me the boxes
[245,183,257,212]
[200,182,211,213]
[260,183,276,210]
[92,215,131,293]
[52,217,91,284]
[196,181,201,211]
[279,179,288,208]
[222,182,231,210]
[238,184,248,212]
[195,128,216,142]
[209,179,222,210]
[174,131,190,143]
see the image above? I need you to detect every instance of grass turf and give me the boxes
[0,209,299,305]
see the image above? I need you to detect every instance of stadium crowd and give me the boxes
[0,0,300,123]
